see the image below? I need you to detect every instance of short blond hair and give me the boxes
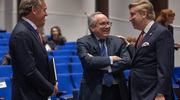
[129,0,155,20]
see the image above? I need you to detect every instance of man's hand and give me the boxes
[116,35,129,45]
[87,53,93,57]
[155,94,165,100]
[112,56,121,62]
[51,82,58,97]
[99,66,108,70]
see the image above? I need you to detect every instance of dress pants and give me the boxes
[101,84,121,100]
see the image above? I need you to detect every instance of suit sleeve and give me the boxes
[127,44,135,58]
[77,38,111,70]
[111,40,131,73]
[11,31,54,96]
[155,29,174,95]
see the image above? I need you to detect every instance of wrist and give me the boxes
[51,86,56,96]
[157,93,164,96]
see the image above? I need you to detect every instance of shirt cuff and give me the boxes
[109,56,113,65]
[107,66,112,73]
[126,43,130,47]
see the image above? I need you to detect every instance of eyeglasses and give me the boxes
[96,22,112,26]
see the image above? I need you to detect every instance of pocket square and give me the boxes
[142,42,149,47]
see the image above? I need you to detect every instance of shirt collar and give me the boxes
[22,17,37,30]
[143,20,154,34]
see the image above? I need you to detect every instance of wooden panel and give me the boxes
[96,0,109,18]
[149,0,168,19]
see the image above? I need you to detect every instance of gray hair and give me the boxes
[88,12,103,27]
[19,0,42,18]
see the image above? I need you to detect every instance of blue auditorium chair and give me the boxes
[51,50,72,56]
[71,73,82,88]
[53,56,70,64]
[172,67,180,87]
[69,63,83,73]
[65,42,76,46]
[56,63,70,74]
[0,77,12,100]
[72,50,77,56]
[71,73,82,100]
[70,56,81,63]
[0,46,9,52]
[0,58,2,65]
[57,74,74,100]
[124,69,130,79]
[56,45,75,50]
[0,33,11,39]
[0,39,9,46]
[0,65,12,78]
[0,51,5,58]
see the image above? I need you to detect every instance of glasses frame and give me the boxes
[96,22,112,27]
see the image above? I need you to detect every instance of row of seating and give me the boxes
[48,50,77,57]
[54,73,82,100]
[0,63,83,100]
[0,62,83,77]
[0,73,83,100]
[49,56,80,64]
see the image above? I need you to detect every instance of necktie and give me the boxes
[136,31,144,47]
[36,29,42,42]
[99,39,113,87]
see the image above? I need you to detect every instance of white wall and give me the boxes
[109,0,139,38]
[44,0,95,42]
[0,0,5,29]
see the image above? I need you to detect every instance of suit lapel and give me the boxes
[90,34,101,55]
[132,22,158,65]
[20,19,47,55]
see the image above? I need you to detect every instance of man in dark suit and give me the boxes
[76,12,131,100]
[118,0,174,100]
[9,0,58,99]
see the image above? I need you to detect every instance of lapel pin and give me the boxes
[149,33,152,36]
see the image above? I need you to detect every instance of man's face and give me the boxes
[90,14,111,39]
[129,7,144,30]
[35,1,47,27]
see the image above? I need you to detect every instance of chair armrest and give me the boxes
[56,91,67,98]
[72,88,79,100]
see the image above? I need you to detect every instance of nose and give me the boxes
[45,12,48,16]
[129,16,132,22]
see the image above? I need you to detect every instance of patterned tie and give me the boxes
[99,39,113,87]
[136,31,144,47]
[36,29,42,42]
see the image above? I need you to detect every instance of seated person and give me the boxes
[126,36,137,47]
[42,34,58,52]
[48,26,67,45]
[1,51,11,65]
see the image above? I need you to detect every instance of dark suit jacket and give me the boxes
[77,34,131,100]
[127,22,174,100]
[9,19,54,100]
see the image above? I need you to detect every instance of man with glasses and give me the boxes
[76,12,131,100]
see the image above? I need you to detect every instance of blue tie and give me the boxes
[99,39,113,87]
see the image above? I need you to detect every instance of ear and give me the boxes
[89,25,95,32]
[31,6,37,15]
[142,11,147,18]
